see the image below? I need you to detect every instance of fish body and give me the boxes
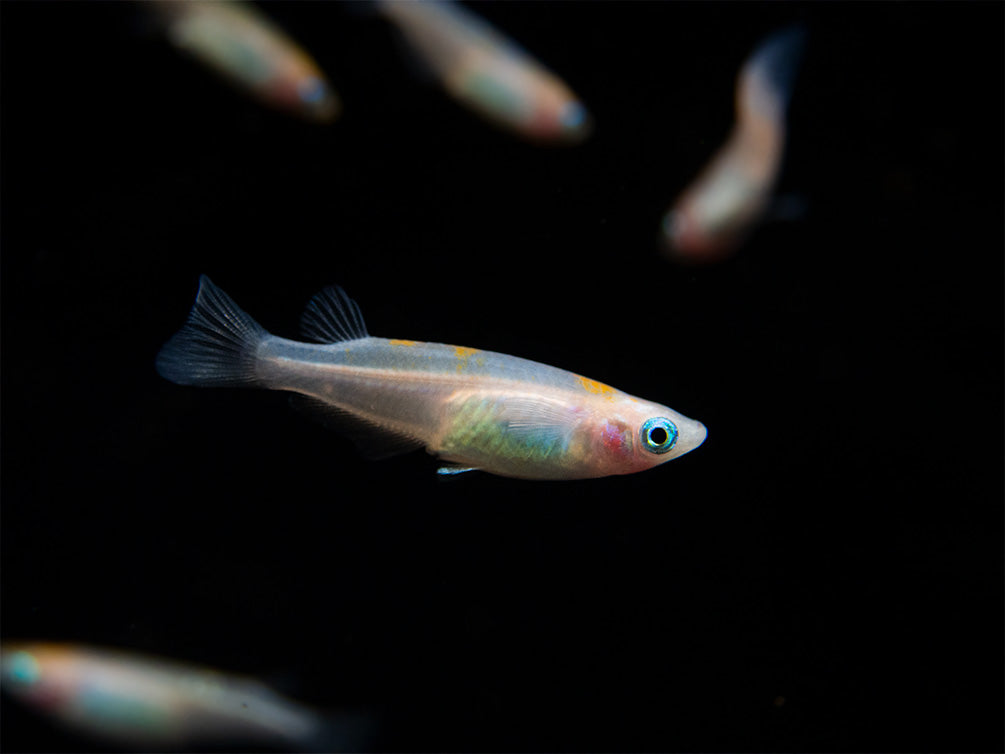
[0,642,323,749]
[664,26,806,261]
[378,0,590,142]
[151,0,339,122]
[156,277,706,480]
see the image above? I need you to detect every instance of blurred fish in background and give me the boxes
[663,26,807,262]
[149,0,340,122]
[377,0,591,143]
[0,642,371,752]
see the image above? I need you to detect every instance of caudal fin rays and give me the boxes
[155,276,267,387]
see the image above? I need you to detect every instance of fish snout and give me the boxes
[298,76,340,121]
[674,418,708,458]
[557,100,592,141]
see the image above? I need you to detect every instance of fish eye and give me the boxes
[2,651,41,687]
[640,417,678,454]
[298,77,327,105]
[559,101,587,130]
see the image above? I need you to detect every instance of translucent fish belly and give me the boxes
[434,390,596,480]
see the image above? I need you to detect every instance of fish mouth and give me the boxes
[674,420,708,458]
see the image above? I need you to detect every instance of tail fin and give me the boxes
[740,25,807,121]
[156,275,268,387]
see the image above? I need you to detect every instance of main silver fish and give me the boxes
[156,277,706,480]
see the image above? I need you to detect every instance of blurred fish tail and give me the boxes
[156,276,268,387]
[743,24,808,116]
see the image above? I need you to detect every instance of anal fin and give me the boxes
[289,395,424,460]
[436,465,480,476]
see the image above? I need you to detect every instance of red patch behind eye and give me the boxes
[601,421,630,454]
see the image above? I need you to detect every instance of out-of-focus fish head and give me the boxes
[527,80,592,143]
[590,399,707,476]
[458,58,590,143]
[298,76,341,122]
[1,643,79,710]
[534,88,586,142]
[1,643,183,746]
[161,0,341,124]
[269,60,341,123]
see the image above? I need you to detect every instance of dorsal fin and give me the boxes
[299,286,369,344]
[289,396,424,460]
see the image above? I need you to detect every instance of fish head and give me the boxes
[458,56,590,143]
[588,398,707,476]
[536,96,591,143]
[292,74,341,122]
[527,80,592,143]
[268,59,341,122]
[1,643,81,710]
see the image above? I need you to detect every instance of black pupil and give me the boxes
[649,426,668,445]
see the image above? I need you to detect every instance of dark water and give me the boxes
[2,2,1002,752]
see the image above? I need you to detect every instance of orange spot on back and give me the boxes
[577,375,617,400]
[454,345,480,372]
[389,339,419,347]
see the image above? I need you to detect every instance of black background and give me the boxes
[2,2,1002,752]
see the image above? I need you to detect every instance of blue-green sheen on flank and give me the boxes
[4,651,41,686]
[77,681,169,729]
[462,71,528,120]
[441,400,569,463]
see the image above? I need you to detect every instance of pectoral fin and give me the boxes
[436,465,480,476]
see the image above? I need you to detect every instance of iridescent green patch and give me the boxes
[461,71,529,122]
[442,400,569,463]
[77,681,169,731]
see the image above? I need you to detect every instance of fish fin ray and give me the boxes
[289,396,423,460]
[156,275,267,387]
[300,286,369,344]
[436,465,480,476]
[501,396,573,433]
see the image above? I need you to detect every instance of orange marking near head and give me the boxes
[577,375,617,400]
[389,339,419,347]
[454,345,480,372]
